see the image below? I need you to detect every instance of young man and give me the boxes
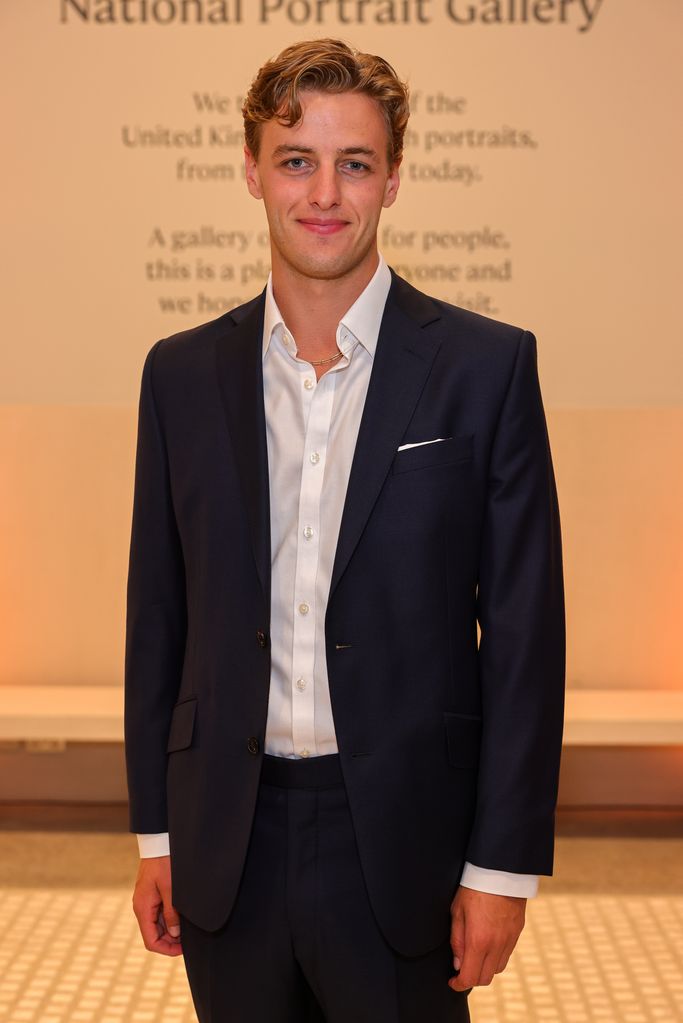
[125,38,565,1023]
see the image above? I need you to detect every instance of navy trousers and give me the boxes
[180,752,470,1022]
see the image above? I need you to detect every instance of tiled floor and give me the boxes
[472,895,683,1022]
[0,888,681,1022]
[0,889,193,1023]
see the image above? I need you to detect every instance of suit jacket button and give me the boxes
[247,736,260,755]
[256,630,268,648]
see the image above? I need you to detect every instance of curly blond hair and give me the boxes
[242,37,410,166]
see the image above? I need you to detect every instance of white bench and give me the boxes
[0,686,123,743]
[561,689,683,745]
[1,686,682,746]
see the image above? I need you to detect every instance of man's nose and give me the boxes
[308,164,341,209]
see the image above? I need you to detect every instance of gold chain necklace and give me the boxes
[308,348,345,366]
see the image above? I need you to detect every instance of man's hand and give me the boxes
[448,885,526,991]
[132,855,183,957]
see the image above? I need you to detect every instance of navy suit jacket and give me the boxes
[124,267,566,957]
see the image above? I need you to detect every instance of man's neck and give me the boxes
[270,249,380,355]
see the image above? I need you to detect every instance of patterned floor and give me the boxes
[0,890,681,1022]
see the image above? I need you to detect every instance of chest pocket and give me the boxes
[391,434,473,475]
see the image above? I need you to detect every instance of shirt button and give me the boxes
[298,602,310,615]
[295,677,307,691]
[310,451,320,464]
[304,378,314,390]
[256,630,268,648]
[300,748,310,758]
[247,736,260,755]
[303,525,314,540]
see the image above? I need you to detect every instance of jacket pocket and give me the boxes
[392,434,473,475]
[166,697,198,753]
[444,711,482,769]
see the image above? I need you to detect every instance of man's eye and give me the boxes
[345,161,369,172]
[285,158,307,169]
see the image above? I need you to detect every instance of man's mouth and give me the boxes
[297,219,349,235]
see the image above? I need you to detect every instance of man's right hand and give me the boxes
[132,855,183,957]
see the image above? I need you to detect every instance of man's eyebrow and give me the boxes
[338,146,378,158]
[269,144,316,157]
[271,144,379,160]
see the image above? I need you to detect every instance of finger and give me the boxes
[140,912,183,957]
[494,937,518,976]
[132,882,161,921]
[474,950,499,987]
[451,948,498,991]
[449,940,486,992]
[148,931,184,957]
[137,904,165,949]
[135,893,182,956]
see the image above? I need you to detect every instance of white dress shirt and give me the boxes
[136,252,539,899]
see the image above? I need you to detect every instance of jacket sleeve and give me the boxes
[124,339,187,834]
[467,329,566,875]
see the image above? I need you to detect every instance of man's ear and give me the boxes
[382,156,402,209]
[244,145,263,199]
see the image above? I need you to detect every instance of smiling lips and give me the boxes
[298,219,349,235]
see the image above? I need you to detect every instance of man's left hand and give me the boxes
[448,885,526,991]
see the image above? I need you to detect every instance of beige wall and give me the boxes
[1,1,681,700]
[2,406,681,691]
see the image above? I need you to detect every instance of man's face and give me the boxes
[244,89,401,283]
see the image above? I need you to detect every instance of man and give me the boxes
[125,37,565,1023]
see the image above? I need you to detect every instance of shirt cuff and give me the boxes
[136,832,170,858]
[460,861,539,898]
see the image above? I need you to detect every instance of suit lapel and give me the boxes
[328,270,443,601]
[214,268,444,613]
[215,288,271,611]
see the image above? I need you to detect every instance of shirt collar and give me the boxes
[262,251,392,362]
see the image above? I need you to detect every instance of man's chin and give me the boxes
[299,263,351,281]
[284,248,372,283]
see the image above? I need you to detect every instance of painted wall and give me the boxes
[1,1,681,711]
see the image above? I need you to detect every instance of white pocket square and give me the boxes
[397,437,451,451]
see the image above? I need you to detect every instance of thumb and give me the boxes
[451,906,466,972]
[162,898,181,938]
